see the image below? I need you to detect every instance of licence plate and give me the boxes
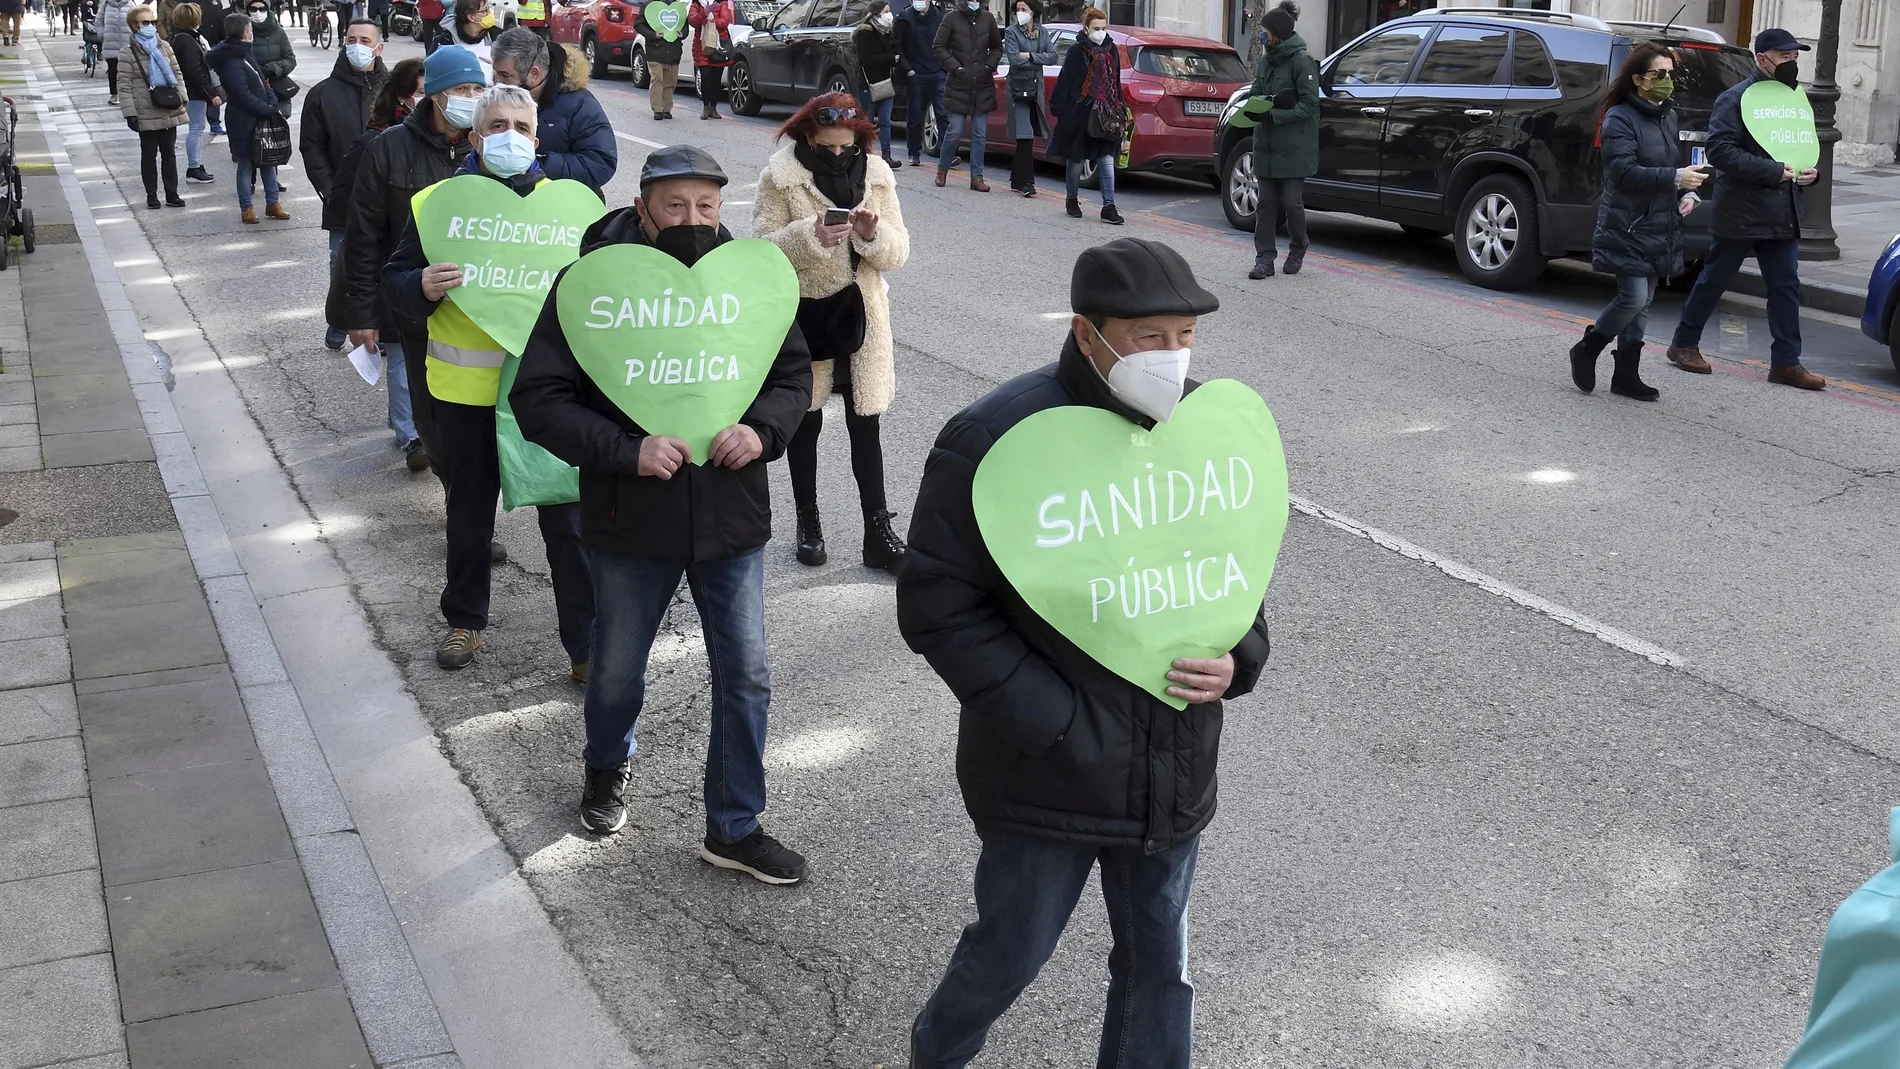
[1182,99,1223,116]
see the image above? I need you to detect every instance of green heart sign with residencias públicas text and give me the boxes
[416,175,607,356]
[648,0,689,41]
[971,378,1290,709]
[554,238,799,463]
[1740,80,1820,172]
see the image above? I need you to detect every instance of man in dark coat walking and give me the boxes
[1245,0,1316,279]
[1666,27,1824,390]
[898,237,1272,1069]
[302,18,389,349]
[490,28,617,195]
[930,0,999,191]
[894,0,944,167]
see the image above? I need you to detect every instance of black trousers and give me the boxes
[105,57,118,93]
[1253,175,1308,259]
[1011,138,1035,191]
[431,395,596,663]
[787,379,887,517]
[139,127,179,199]
[400,331,444,469]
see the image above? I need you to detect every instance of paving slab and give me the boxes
[0,634,70,689]
[0,868,110,970]
[0,796,99,881]
[0,682,75,746]
[75,665,258,780]
[0,595,64,642]
[0,953,124,1069]
[31,375,140,435]
[0,443,41,471]
[0,735,86,808]
[42,427,158,467]
[0,422,36,448]
[58,542,201,612]
[92,758,295,887]
[124,985,373,1069]
[65,597,223,680]
[0,541,55,564]
[0,558,58,600]
[107,858,342,1023]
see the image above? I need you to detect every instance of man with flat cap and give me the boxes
[897,237,1273,1068]
[512,145,816,884]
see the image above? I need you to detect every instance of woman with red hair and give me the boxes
[754,93,912,574]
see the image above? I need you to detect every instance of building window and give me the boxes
[1707,0,1725,21]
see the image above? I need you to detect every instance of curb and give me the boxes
[1731,265,1869,320]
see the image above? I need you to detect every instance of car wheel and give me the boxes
[1453,173,1546,291]
[1220,146,1258,232]
[631,46,650,88]
[1889,302,1900,377]
[1400,224,1449,241]
[1074,155,1102,191]
[921,109,941,158]
[584,35,609,79]
[728,59,762,116]
[823,69,852,98]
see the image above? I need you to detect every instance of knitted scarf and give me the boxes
[1077,36,1117,111]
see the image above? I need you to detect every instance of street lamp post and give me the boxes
[1799,0,1843,261]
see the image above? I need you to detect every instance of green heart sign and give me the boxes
[417,175,607,356]
[1227,95,1272,129]
[972,379,1289,709]
[554,238,798,463]
[648,0,688,41]
[1741,80,1819,172]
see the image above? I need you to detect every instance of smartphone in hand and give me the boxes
[823,208,851,226]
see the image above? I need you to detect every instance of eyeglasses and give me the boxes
[814,106,860,125]
[1640,69,1672,79]
[137,19,156,25]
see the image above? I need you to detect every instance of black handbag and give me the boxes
[796,281,866,361]
[149,83,182,109]
[1086,103,1122,142]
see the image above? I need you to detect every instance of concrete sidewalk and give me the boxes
[1728,163,1900,318]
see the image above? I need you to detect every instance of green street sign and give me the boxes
[416,175,607,356]
[971,379,1289,709]
[1741,80,1820,172]
[554,238,799,463]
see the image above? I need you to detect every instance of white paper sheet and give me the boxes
[347,343,382,386]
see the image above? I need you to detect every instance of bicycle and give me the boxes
[80,25,98,76]
[307,5,333,47]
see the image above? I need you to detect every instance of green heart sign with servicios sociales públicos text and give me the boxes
[972,378,1290,709]
[554,238,799,463]
[1741,80,1820,172]
[417,175,608,356]
[647,0,689,40]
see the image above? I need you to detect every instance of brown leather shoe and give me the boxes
[935,168,947,187]
[1766,363,1826,390]
[265,203,290,220]
[970,177,990,192]
[1666,345,1712,374]
[240,207,258,224]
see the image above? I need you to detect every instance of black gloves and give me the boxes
[126,116,139,131]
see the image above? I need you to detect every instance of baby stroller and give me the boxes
[0,97,38,271]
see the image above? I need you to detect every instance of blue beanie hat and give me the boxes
[423,46,486,97]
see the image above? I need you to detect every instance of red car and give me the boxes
[979,24,1251,188]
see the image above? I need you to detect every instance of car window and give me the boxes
[1331,28,1425,87]
[808,0,842,27]
[1415,26,1508,86]
[1050,30,1075,65]
[840,0,870,25]
[1132,46,1249,81]
[772,0,815,28]
[1509,30,1553,87]
[1667,44,1755,111]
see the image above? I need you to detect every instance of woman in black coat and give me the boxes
[1046,5,1121,223]
[206,13,287,221]
[1571,41,1709,401]
[169,2,220,184]
[851,0,900,165]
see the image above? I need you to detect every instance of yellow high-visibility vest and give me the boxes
[517,0,546,20]
[409,177,545,407]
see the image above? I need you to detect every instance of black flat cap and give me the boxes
[639,145,729,189]
[1071,238,1219,319]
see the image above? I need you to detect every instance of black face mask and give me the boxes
[796,140,860,177]
[651,223,723,266]
[1773,59,1799,88]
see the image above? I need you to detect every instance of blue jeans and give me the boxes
[856,87,894,157]
[1593,272,1657,347]
[236,159,278,211]
[1065,154,1115,206]
[583,546,772,844]
[185,99,207,168]
[906,70,946,162]
[914,831,1200,1069]
[1671,236,1802,368]
[326,231,348,349]
[940,110,986,179]
[380,339,417,443]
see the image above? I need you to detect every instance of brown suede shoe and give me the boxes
[935,168,948,187]
[970,177,990,192]
[240,207,259,224]
[265,203,290,221]
[1766,363,1826,390]
[1666,345,1712,374]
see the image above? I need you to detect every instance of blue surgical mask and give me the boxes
[441,93,479,130]
[135,23,156,38]
[345,42,376,70]
[480,130,536,177]
[965,1,979,11]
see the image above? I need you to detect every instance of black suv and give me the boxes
[726,0,938,156]
[1214,8,1756,290]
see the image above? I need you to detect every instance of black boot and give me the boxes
[1609,340,1659,401]
[795,505,827,566]
[862,509,908,576]
[1568,327,1613,394]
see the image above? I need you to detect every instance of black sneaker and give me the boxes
[1101,204,1124,226]
[699,827,808,885]
[1283,248,1305,275]
[580,762,631,834]
[1248,257,1275,280]
[403,437,430,472]
[1065,196,1082,219]
[186,165,213,183]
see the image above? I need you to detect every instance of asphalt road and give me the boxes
[43,28,1900,1068]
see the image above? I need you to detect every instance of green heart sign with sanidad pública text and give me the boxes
[555,238,798,463]
[648,0,688,41]
[416,175,608,356]
[972,379,1289,709]
[1741,80,1820,172]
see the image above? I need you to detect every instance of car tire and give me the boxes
[1453,173,1546,291]
[583,35,610,79]
[631,45,650,88]
[920,108,941,158]
[1889,302,1900,377]
[1074,155,1103,191]
[823,69,852,98]
[727,59,762,115]
[1400,224,1449,241]
[1220,145,1258,233]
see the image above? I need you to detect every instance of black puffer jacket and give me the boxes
[170,29,218,102]
[932,3,999,115]
[896,340,1272,853]
[301,52,389,229]
[342,99,469,334]
[248,9,296,93]
[1592,96,1687,279]
[1706,71,1804,241]
[511,210,814,562]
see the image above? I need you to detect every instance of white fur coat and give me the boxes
[754,144,909,415]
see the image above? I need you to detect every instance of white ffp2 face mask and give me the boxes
[1091,323,1190,423]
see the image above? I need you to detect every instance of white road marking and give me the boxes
[1288,494,1685,668]
[615,131,668,149]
